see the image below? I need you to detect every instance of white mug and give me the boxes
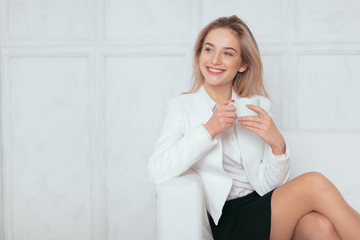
[231,97,260,117]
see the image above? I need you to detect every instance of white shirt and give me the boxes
[201,87,255,199]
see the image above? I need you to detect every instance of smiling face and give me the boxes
[199,28,247,90]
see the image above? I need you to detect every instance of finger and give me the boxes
[215,104,235,112]
[240,121,265,130]
[220,121,234,129]
[219,115,236,123]
[216,106,235,113]
[242,125,263,136]
[239,116,263,123]
[223,105,236,112]
[246,105,270,119]
[224,112,237,118]
[224,117,236,124]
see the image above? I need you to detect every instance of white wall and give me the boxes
[1,0,360,239]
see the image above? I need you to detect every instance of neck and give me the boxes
[203,83,232,105]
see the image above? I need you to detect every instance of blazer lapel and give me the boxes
[192,88,224,169]
[196,88,214,124]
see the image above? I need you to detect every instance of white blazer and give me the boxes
[148,87,291,225]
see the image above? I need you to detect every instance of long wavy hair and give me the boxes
[185,15,268,98]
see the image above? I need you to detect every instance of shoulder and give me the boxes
[162,91,202,123]
[166,91,201,110]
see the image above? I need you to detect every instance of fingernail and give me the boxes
[246,104,252,107]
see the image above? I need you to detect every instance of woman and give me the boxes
[148,15,360,240]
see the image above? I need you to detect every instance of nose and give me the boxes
[211,52,221,65]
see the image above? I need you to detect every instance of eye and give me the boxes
[205,47,213,52]
[224,52,232,56]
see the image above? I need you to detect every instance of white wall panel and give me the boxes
[297,53,360,129]
[103,0,192,44]
[3,56,94,240]
[7,0,93,43]
[295,0,360,42]
[200,0,287,42]
[261,51,286,127]
[104,53,190,239]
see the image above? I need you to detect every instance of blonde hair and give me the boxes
[185,15,268,98]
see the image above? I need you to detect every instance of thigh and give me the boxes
[269,173,320,240]
[270,172,359,240]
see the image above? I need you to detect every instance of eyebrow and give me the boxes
[204,42,238,53]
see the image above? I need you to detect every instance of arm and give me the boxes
[239,100,291,192]
[148,98,217,185]
[258,139,291,192]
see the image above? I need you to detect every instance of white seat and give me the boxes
[156,170,212,240]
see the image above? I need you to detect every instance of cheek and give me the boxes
[199,56,205,75]
[228,58,241,67]
[199,64,206,77]
[226,61,242,78]
[199,53,206,65]
[228,59,242,72]
[198,55,207,73]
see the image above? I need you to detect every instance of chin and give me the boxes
[205,76,228,85]
[204,80,227,88]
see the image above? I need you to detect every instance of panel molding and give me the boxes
[1,52,100,240]
[99,51,190,239]
[1,0,95,46]
[100,0,196,46]
[199,0,288,44]
[259,49,288,128]
[293,49,360,129]
[1,51,15,240]
[294,0,360,44]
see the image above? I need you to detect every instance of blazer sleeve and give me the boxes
[148,98,217,185]
[257,99,291,193]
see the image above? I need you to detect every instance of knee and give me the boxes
[313,214,337,235]
[303,172,333,193]
[296,212,339,239]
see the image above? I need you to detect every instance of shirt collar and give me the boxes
[201,86,236,112]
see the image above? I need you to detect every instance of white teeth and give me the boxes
[208,67,224,73]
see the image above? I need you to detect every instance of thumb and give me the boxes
[223,99,235,106]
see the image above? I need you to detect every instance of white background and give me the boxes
[1,0,360,239]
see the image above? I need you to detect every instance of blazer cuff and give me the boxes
[269,140,289,161]
[201,124,216,142]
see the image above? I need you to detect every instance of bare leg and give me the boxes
[292,211,340,240]
[270,172,360,240]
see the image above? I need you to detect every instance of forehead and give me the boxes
[204,28,240,50]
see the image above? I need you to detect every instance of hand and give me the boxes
[204,100,237,138]
[238,105,286,155]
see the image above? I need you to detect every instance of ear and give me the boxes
[239,65,247,73]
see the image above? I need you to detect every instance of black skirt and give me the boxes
[208,190,274,240]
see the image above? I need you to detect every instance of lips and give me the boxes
[206,66,225,75]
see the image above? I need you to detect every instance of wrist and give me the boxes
[204,122,217,138]
[271,145,285,155]
[271,138,286,155]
